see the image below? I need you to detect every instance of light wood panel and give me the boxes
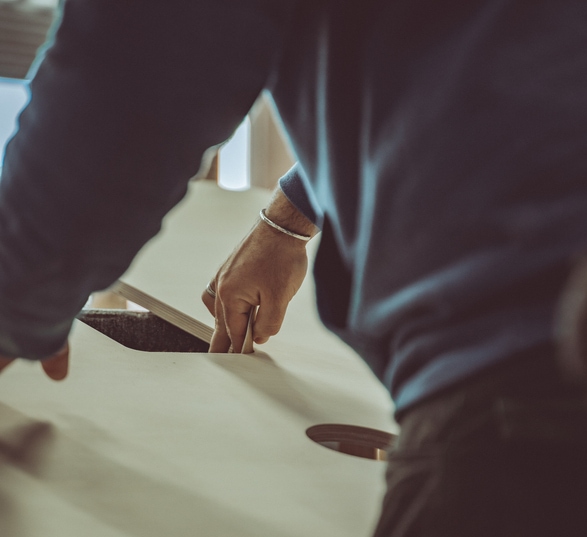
[0,181,396,536]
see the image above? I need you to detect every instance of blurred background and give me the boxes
[0,0,295,190]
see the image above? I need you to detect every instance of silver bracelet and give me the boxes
[259,209,312,242]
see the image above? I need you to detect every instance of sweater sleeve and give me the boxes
[278,163,322,227]
[0,0,297,359]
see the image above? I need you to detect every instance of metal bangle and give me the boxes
[259,209,312,242]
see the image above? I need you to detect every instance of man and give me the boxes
[2,1,587,535]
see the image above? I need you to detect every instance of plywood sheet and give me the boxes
[1,323,392,537]
[0,181,396,536]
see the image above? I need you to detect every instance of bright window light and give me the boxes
[218,116,251,191]
[0,78,29,169]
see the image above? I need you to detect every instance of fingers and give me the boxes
[202,276,291,351]
[202,279,234,352]
[200,218,310,353]
[201,284,216,317]
[209,295,232,353]
[0,356,14,374]
[223,301,254,354]
[40,343,69,381]
[209,295,252,354]
[0,342,69,380]
[204,276,257,353]
[207,287,287,351]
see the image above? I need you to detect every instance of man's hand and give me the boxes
[202,188,318,353]
[0,343,70,380]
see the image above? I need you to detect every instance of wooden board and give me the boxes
[0,181,396,536]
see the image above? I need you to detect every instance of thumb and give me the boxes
[41,343,70,381]
[252,299,288,345]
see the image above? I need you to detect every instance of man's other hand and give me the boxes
[0,343,70,380]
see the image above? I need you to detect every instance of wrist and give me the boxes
[259,209,312,242]
[263,187,319,241]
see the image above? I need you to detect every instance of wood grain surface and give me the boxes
[0,181,396,537]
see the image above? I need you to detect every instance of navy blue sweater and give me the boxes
[2,0,587,411]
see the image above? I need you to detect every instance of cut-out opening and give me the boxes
[306,424,396,461]
[78,305,209,353]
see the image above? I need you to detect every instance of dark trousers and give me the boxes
[373,348,587,537]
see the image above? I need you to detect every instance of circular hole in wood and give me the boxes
[306,424,396,461]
